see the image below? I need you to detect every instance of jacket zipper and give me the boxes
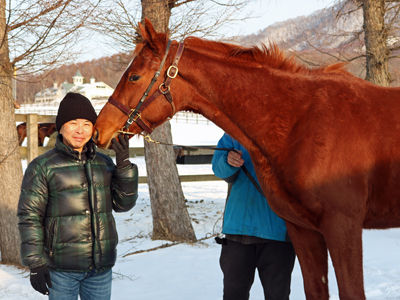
[85,160,99,269]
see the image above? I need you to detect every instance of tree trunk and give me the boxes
[363,0,391,86]
[0,0,23,265]
[140,0,196,242]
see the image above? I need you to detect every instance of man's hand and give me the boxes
[30,266,52,295]
[227,150,244,167]
[111,134,131,168]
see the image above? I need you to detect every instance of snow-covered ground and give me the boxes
[3,121,400,299]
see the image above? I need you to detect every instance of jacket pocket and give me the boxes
[47,218,58,257]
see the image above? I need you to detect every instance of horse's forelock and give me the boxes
[141,34,169,60]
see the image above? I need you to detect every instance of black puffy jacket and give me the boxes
[18,135,138,272]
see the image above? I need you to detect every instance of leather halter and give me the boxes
[108,40,185,134]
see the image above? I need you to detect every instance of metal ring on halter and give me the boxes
[159,83,170,95]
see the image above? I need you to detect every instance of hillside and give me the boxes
[16,2,400,104]
[236,4,364,51]
[234,2,399,85]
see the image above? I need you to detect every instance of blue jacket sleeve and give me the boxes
[212,133,240,180]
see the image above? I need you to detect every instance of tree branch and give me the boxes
[8,0,72,32]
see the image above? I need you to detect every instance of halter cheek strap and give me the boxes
[108,40,185,134]
[108,96,154,133]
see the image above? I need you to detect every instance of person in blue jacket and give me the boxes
[212,133,296,300]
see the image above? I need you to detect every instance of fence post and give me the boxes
[27,114,38,162]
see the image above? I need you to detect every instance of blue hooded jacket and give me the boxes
[212,133,287,241]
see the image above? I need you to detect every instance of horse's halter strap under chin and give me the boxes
[108,40,185,134]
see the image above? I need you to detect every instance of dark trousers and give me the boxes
[220,239,296,300]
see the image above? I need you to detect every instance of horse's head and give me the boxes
[38,123,57,146]
[94,18,179,148]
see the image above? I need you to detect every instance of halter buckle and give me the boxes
[126,111,141,125]
[133,112,141,121]
[167,65,178,79]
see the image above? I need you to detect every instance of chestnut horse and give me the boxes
[16,123,57,146]
[94,19,400,299]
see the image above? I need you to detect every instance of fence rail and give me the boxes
[17,113,221,183]
[15,110,211,124]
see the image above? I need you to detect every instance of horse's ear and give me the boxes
[138,18,165,56]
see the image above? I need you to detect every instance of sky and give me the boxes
[78,0,336,62]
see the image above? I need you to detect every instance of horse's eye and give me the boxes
[129,74,141,82]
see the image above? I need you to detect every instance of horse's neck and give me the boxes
[177,49,308,157]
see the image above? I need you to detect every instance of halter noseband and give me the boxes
[108,40,185,134]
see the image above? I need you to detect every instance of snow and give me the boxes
[4,120,400,299]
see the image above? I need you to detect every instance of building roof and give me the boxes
[74,70,83,77]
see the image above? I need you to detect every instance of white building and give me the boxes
[35,70,113,105]
[19,70,114,115]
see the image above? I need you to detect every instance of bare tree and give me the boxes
[91,0,249,55]
[298,0,400,86]
[9,1,103,76]
[139,0,196,242]
[337,0,400,85]
[91,0,249,242]
[362,0,395,86]
[0,0,102,265]
[0,0,21,265]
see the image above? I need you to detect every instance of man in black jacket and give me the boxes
[18,92,138,300]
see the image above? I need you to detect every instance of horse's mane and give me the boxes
[233,44,349,75]
[185,36,350,76]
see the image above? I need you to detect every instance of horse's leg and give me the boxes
[322,218,365,300]
[18,135,24,146]
[38,129,44,146]
[286,222,329,300]
[16,125,24,146]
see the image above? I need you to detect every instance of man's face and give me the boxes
[60,119,94,153]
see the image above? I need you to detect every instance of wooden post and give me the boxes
[27,114,38,162]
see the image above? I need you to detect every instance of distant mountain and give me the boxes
[234,2,399,86]
[17,2,400,104]
[236,4,364,52]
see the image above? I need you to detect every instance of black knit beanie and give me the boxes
[56,92,97,131]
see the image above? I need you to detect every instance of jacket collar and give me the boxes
[55,134,96,161]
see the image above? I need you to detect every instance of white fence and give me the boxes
[16,103,211,125]
[16,113,219,183]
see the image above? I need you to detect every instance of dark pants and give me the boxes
[220,239,296,300]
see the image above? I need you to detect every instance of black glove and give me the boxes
[30,266,52,295]
[111,134,131,168]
